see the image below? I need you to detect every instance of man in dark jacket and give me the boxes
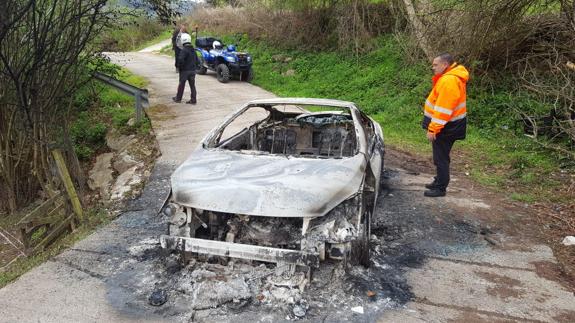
[171,24,186,72]
[171,26,179,70]
[173,33,198,104]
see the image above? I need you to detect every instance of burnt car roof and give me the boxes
[246,98,356,108]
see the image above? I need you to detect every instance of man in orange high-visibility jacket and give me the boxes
[422,53,469,197]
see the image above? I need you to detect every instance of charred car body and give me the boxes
[160,98,384,272]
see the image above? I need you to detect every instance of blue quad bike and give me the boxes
[194,37,254,83]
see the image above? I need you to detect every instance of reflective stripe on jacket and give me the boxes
[424,63,469,134]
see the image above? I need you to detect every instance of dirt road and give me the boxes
[0,46,573,323]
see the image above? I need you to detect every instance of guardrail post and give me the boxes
[135,91,142,123]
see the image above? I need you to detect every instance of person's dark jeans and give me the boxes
[175,70,196,101]
[174,47,181,68]
[432,135,457,191]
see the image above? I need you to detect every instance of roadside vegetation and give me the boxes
[0,0,175,214]
[71,66,151,162]
[0,65,152,286]
[100,16,172,52]
[0,0,173,283]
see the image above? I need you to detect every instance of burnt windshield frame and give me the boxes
[208,103,362,159]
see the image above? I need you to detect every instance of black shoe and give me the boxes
[425,177,439,189]
[425,181,440,189]
[172,97,181,103]
[186,100,196,105]
[424,189,446,197]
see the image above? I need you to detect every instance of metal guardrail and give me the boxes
[93,72,149,122]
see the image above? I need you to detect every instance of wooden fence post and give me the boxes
[51,149,84,222]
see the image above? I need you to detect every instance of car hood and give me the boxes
[171,149,366,218]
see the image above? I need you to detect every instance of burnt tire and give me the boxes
[348,230,370,267]
[379,159,386,189]
[216,63,230,83]
[349,192,374,268]
[352,214,371,267]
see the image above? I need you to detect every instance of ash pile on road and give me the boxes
[120,218,433,321]
[124,235,421,322]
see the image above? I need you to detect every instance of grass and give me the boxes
[215,33,571,203]
[71,66,151,160]
[135,29,172,51]
[510,192,537,203]
[100,16,169,52]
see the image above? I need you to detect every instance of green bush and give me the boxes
[70,112,107,144]
[74,145,94,161]
[105,105,133,128]
[69,64,149,161]
[100,17,169,52]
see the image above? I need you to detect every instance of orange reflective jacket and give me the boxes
[423,63,469,134]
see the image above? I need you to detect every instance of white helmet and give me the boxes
[213,41,222,49]
[180,33,191,45]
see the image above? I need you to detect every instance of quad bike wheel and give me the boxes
[216,64,230,83]
[241,67,254,82]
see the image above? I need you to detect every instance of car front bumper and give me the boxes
[160,235,320,268]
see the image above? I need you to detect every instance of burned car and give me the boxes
[160,98,384,272]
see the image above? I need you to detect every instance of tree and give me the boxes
[0,0,114,212]
[0,0,182,213]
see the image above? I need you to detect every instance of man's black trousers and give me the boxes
[176,70,196,101]
[432,135,456,191]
